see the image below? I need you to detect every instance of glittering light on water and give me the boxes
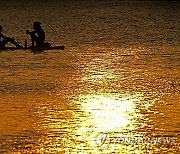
[78,94,143,132]
[72,92,148,152]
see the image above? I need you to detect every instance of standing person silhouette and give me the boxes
[26,22,46,47]
[0,24,22,48]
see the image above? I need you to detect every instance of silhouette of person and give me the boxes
[0,24,22,48]
[26,22,46,47]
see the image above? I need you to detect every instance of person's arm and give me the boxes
[0,33,14,42]
[26,30,36,35]
[0,33,7,39]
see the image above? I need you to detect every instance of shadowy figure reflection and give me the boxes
[0,24,22,49]
[26,22,51,47]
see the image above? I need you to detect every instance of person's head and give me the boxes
[33,21,41,30]
[0,25,3,32]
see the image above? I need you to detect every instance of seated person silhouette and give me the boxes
[0,24,22,49]
[26,22,50,47]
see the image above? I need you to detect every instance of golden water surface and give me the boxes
[0,45,179,153]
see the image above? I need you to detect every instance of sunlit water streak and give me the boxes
[0,0,180,153]
[73,93,145,152]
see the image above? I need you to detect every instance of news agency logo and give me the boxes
[96,133,109,148]
[96,132,176,148]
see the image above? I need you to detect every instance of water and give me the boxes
[0,0,179,153]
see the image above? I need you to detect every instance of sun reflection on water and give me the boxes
[78,93,143,132]
[73,93,147,152]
